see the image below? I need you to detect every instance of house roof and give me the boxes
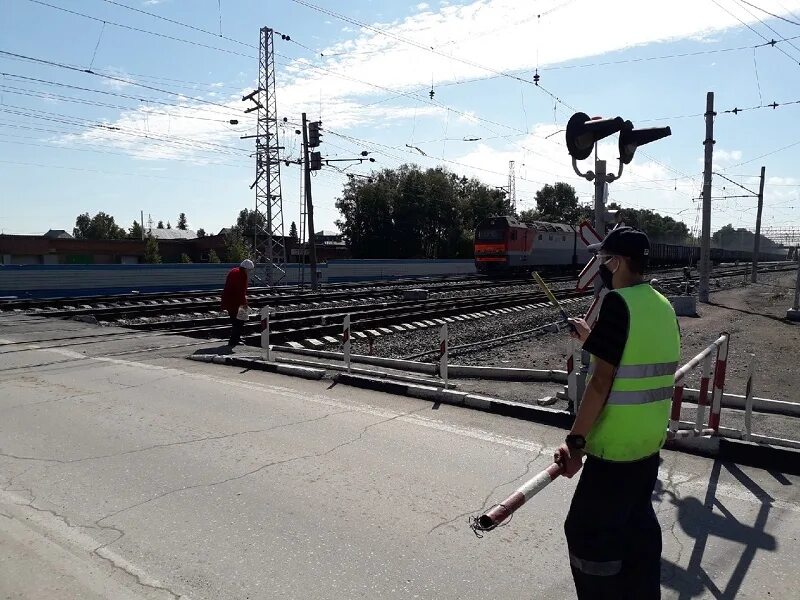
[43,229,73,239]
[146,228,196,240]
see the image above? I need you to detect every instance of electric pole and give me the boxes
[751,165,766,283]
[301,112,319,291]
[593,158,607,296]
[699,92,715,303]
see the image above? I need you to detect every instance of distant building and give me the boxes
[43,229,74,239]
[0,231,226,265]
[145,228,197,240]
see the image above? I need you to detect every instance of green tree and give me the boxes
[711,223,778,251]
[179,252,192,263]
[335,165,507,259]
[289,221,299,243]
[532,182,587,224]
[144,235,161,264]
[234,208,266,240]
[518,208,538,223]
[208,249,221,263]
[157,220,164,229]
[177,213,188,230]
[166,221,172,229]
[196,228,206,238]
[72,212,126,240]
[73,213,91,238]
[608,203,691,244]
[224,229,249,263]
[129,220,143,240]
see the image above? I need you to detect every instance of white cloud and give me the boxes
[62,0,800,198]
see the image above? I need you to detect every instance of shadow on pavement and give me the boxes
[191,345,233,356]
[656,460,778,599]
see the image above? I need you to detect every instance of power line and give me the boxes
[736,0,800,27]
[25,0,255,59]
[0,82,246,123]
[710,0,800,66]
[731,0,800,54]
[287,0,576,111]
[0,50,241,113]
[98,0,256,48]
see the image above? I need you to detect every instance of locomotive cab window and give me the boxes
[549,235,553,241]
[477,229,503,241]
[562,236,566,241]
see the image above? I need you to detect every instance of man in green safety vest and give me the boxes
[558,226,680,599]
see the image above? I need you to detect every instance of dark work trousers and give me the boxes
[564,452,662,600]
[228,316,245,346]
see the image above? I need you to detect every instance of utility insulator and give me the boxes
[308,121,322,147]
[309,151,322,171]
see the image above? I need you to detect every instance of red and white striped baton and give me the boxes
[471,462,564,536]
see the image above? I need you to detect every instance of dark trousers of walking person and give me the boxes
[564,453,662,600]
[228,316,244,347]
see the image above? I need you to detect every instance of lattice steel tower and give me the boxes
[508,160,516,213]
[252,26,286,285]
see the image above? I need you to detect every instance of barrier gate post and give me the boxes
[439,323,448,389]
[744,354,756,441]
[260,307,272,362]
[694,353,713,432]
[708,333,730,432]
[342,314,351,373]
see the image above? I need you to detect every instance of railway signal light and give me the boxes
[565,112,625,161]
[308,121,322,147]
[618,121,672,164]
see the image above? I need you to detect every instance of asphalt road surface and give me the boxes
[1,316,799,599]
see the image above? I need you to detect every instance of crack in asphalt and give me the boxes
[427,445,546,534]
[95,406,425,529]
[0,408,350,466]
[0,405,439,599]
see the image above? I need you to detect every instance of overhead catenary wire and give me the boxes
[0,50,242,114]
[737,0,800,25]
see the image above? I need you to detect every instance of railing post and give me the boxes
[708,332,730,432]
[342,314,351,373]
[439,323,448,389]
[670,382,684,432]
[744,354,756,441]
[260,306,272,362]
[567,345,581,414]
[694,353,713,431]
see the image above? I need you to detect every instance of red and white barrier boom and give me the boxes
[471,462,564,534]
[668,332,729,438]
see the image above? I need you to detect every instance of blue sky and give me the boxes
[1,0,799,240]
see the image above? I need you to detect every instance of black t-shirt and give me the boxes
[583,292,629,367]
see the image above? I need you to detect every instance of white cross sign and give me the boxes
[576,220,603,292]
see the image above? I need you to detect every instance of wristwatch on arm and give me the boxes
[565,434,586,452]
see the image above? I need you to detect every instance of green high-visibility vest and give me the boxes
[585,284,681,462]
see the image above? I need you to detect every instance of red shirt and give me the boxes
[221,266,248,317]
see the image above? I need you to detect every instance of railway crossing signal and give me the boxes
[618,121,672,165]
[566,113,625,161]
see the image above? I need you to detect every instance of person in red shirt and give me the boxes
[221,259,254,348]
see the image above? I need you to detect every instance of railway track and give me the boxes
[4,263,794,353]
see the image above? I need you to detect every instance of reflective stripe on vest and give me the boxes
[607,386,676,405]
[585,284,681,462]
[614,361,678,379]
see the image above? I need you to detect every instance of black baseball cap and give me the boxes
[587,226,650,259]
